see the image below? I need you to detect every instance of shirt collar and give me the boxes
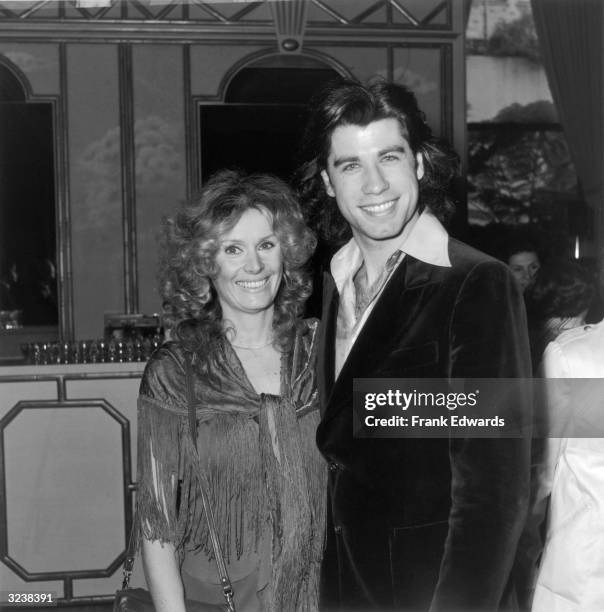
[330,210,451,294]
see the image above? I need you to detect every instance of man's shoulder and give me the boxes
[433,237,510,286]
[447,237,500,269]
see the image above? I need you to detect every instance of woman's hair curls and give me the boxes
[159,169,316,361]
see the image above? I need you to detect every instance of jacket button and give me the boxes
[329,462,339,472]
[334,525,342,534]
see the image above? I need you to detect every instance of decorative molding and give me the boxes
[0,0,455,42]
[57,42,75,342]
[0,54,33,98]
[118,43,139,314]
[270,0,309,53]
[183,44,196,200]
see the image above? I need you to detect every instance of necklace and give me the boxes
[230,339,274,350]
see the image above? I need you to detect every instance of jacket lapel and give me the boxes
[317,271,338,416]
[320,256,433,425]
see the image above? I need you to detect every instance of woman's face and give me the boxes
[508,251,540,292]
[213,208,283,319]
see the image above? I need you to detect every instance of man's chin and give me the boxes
[359,227,405,242]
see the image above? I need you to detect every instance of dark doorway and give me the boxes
[200,57,340,183]
[201,103,310,181]
[0,65,57,326]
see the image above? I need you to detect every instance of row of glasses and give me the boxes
[21,336,164,365]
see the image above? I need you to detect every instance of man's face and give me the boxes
[321,117,424,249]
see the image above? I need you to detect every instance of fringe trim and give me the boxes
[136,395,268,563]
[183,412,267,563]
[135,396,188,549]
[259,395,326,612]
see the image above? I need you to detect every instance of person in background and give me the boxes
[505,238,542,294]
[531,316,604,611]
[136,169,325,612]
[297,78,534,611]
[525,258,594,370]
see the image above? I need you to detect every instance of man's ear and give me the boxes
[415,153,425,181]
[321,169,335,197]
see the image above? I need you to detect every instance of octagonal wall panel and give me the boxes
[0,381,57,414]
[4,405,125,574]
[66,376,140,470]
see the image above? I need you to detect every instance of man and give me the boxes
[297,80,533,610]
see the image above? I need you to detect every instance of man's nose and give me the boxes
[244,250,264,273]
[362,164,389,194]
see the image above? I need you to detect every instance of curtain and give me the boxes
[531,0,604,259]
[463,0,472,29]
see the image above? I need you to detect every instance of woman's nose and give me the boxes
[363,164,389,195]
[244,250,264,273]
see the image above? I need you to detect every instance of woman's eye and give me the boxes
[224,245,241,255]
[259,240,276,251]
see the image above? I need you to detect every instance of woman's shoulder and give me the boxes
[139,341,188,403]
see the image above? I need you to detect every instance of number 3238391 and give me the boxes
[0,592,56,606]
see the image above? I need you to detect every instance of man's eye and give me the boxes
[382,154,400,162]
[342,163,359,172]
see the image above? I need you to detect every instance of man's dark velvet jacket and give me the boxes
[316,236,533,611]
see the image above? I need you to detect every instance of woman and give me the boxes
[136,170,325,612]
[526,258,594,369]
[505,238,541,294]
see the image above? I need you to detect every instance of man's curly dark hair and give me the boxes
[295,78,460,245]
[160,169,316,359]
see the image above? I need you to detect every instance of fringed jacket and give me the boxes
[135,319,326,612]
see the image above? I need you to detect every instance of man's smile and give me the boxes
[360,199,397,216]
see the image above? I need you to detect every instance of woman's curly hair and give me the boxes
[295,78,460,245]
[159,169,316,360]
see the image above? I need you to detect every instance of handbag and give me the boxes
[114,355,236,612]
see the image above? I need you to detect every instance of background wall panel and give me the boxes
[190,44,266,97]
[67,44,123,339]
[0,43,59,96]
[132,44,186,317]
